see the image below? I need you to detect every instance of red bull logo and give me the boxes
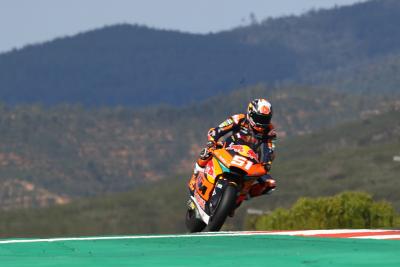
[227,144,259,161]
[228,144,244,153]
[247,149,259,161]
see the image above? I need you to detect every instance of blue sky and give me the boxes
[1,0,366,53]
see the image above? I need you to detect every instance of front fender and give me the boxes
[209,177,237,215]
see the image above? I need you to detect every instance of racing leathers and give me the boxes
[192,113,277,203]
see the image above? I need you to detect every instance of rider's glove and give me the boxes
[199,148,211,159]
[206,140,216,149]
[199,141,216,160]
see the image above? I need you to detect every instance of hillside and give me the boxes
[227,0,400,92]
[307,53,400,94]
[0,24,295,106]
[0,109,399,237]
[1,0,400,106]
[0,85,396,209]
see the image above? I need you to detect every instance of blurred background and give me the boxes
[0,0,399,236]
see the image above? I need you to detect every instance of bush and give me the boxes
[246,192,400,230]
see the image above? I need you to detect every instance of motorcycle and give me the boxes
[186,142,269,232]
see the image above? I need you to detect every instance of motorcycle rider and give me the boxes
[188,98,277,211]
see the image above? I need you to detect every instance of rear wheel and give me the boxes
[185,207,207,233]
[207,184,237,232]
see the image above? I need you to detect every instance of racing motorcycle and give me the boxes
[186,142,269,232]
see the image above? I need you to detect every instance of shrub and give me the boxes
[246,192,400,230]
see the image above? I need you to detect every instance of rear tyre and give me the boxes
[185,208,206,233]
[207,184,237,232]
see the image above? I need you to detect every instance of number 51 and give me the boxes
[231,155,253,170]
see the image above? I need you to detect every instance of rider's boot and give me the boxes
[228,177,276,217]
[249,176,277,197]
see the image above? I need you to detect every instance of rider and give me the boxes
[189,98,277,208]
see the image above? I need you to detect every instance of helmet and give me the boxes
[247,98,273,134]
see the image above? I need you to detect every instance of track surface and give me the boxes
[0,230,399,267]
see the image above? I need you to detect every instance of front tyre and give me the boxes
[207,184,237,232]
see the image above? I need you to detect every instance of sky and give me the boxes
[1,0,367,53]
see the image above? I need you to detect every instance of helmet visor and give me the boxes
[250,112,272,126]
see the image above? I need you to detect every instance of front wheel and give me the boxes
[207,184,237,232]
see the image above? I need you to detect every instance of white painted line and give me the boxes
[0,230,398,244]
[351,235,400,240]
[0,232,272,244]
[249,229,391,236]
[0,235,212,244]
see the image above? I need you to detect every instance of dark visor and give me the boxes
[250,112,271,125]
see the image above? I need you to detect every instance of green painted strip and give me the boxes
[0,234,399,267]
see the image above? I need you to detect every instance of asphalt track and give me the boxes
[0,231,399,267]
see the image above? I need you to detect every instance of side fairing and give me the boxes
[205,157,224,183]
